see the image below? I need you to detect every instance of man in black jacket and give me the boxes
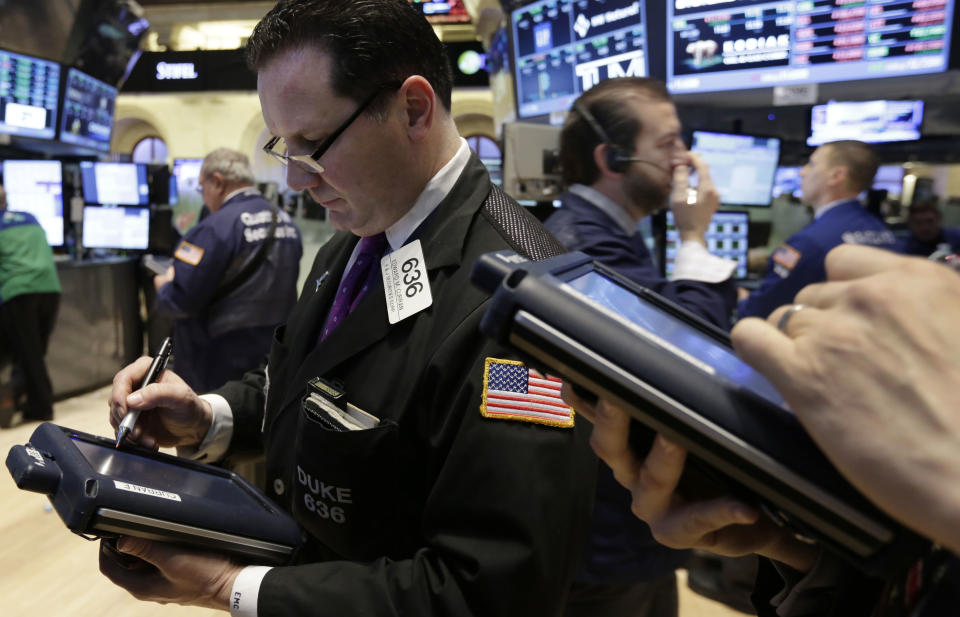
[100,2,596,616]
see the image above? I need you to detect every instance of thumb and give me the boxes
[116,536,169,568]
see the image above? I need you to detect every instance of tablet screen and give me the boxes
[564,271,786,409]
[72,438,272,512]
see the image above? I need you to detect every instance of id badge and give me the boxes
[380,239,433,324]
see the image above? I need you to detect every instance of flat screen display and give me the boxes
[171,158,204,233]
[772,166,802,199]
[1,160,64,246]
[80,161,149,205]
[511,0,649,118]
[691,131,779,206]
[82,206,150,250]
[664,210,750,279]
[0,49,60,140]
[873,165,905,195]
[564,269,785,407]
[409,0,470,23]
[59,68,117,152]
[667,0,956,94]
[807,99,924,146]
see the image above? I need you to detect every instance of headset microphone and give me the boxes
[573,101,671,175]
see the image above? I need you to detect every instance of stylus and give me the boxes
[115,337,173,448]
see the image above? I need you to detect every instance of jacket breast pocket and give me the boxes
[291,395,403,561]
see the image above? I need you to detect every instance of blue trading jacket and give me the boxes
[545,190,736,329]
[545,190,739,585]
[739,200,898,320]
[155,191,303,392]
[898,227,960,257]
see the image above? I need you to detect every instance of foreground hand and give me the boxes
[671,151,719,243]
[109,357,212,450]
[562,385,816,571]
[732,245,960,553]
[153,266,175,291]
[100,537,241,610]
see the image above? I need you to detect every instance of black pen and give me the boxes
[115,337,173,448]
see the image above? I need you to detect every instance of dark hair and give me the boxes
[908,196,942,218]
[246,0,453,113]
[560,77,671,186]
[822,140,878,193]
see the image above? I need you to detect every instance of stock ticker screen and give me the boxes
[667,0,955,94]
[59,68,117,152]
[512,0,649,118]
[0,49,60,140]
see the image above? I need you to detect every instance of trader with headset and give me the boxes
[543,77,738,617]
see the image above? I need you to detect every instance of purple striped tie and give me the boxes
[320,232,388,341]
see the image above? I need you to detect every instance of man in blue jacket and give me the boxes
[154,148,303,392]
[899,198,960,257]
[544,77,737,617]
[738,140,898,319]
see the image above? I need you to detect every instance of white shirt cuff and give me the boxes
[176,394,234,463]
[670,240,737,283]
[230,565,272,617]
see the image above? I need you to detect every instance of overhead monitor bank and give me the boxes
[667,0,955,94]
[0,49,60,140]
[59,68,118,152]
[512,0,649,118]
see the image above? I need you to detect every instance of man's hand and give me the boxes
[100,537,242,610]
[562,385,817,572]
[109,357,212,450]
[154,266,175,291]
[671,151,720,244]
[732,244,960,553]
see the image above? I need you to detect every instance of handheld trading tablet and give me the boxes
[471,250,930,578]
[6,423,302,565]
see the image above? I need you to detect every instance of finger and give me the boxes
[126,380,191,413]
[561,383,596,422]
[100,540,165,598]
[671,163,690,204]
[794,280,853,309]
[824,244,916,282]
[588,400,638,487]
[630,434,688,523]
[687,152,715,192]
[655,496,759,551]
[110,357,156,429]
[730,317,804,391]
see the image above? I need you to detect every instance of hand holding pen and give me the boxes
[115,337,173,447]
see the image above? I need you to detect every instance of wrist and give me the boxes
[209,563,244,611]
[191,397,214,447]
[678,231,706,245]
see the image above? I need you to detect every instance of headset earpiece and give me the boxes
[574,100,631,174]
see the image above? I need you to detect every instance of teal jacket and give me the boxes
[0,210,61,303]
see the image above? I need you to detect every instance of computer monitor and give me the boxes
[171,158,204,233]
[664,210,750,279]
[501,122,563,202]
[511,0,650,118]
[0,48,60,140]
[873,165,905,196]
[691,131,780,207]
[667,0,956,94]
[59,68,117,152]
[807,100,924,146]
[772,166,802,200]
[80,161,149,205]
[409,0,470,24]
[81,205,150,250]
[1,160,64,246]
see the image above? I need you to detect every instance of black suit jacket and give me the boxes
[217,155,596,617]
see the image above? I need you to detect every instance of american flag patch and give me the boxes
[772,243,801,271]
[174,241,205,266]
[480,358,574,428]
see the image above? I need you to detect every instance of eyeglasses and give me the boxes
[263,84,399,175]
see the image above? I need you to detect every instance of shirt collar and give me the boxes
[222,186,260,205]
[568,183,636,235]
[814,198,856,220]
[384,138,471,251]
